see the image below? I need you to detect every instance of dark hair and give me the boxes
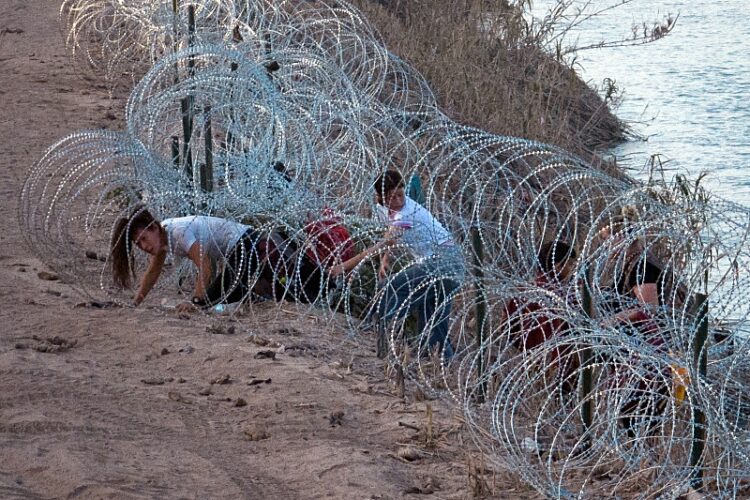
[110,208,159,289]
[539,241,577,274]
[373,170,405,203]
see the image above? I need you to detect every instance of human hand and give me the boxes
[383,225,403,244]
[379,234,399,249]
[176,301,197,313]
[378,262,389,281]
[328,263,344,278]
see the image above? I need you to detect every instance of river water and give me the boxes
[529,0,750,204]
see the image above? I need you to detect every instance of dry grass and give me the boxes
[354,0,627,161]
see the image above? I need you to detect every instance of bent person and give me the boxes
[111,209,268,311]
[504,241,579,392]
[373,169,465,360]
[606,283,671,439]
[111,208,386,312]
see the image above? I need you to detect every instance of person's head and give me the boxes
[373,169,406,212]
[539,240,577,281]
[110,208,166,288]
[598,205,639,240]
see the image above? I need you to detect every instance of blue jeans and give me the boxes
[376,247,464,360]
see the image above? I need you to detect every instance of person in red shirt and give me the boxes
[504,240,579,392]
[607,283,671,438]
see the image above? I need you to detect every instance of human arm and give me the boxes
[377,225,402,280]
[186,241,213,300]
[173,242,213,313]
[158,224,211,310]
[378,252,390,281]
[328,239,390,278]
[134,250,167,306]
[601,307,647,328]
[174,242,213,312]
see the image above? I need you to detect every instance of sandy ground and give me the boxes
[0,2,542,499]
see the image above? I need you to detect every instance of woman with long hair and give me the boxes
[111,208,387,311]
[111,208,257,311]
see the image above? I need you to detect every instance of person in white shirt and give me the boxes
[373,170,465,360]
[111,210,260,311]
[110,208,388,311]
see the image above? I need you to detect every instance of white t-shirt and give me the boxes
[376,197,454,258]
[161,216,249,262]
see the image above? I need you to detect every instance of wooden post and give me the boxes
[690,293,708,489]
[470,227,486,402]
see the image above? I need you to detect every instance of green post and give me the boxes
[179,101,193,182]
[180,4,196,186]
[470,227,486,402]
[226,29,239,155]
[186,4,195,76]
[171,0,180,83]
[226,57,237,154]
[171,136,180,170]
[201,105,214,193]
[579,268,595,445]
[690,293,708,489]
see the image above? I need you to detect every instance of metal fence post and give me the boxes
[201,105,213,193]
[690,292,708,490]
[180,4,196,185]
[580,267,595,445]
[470,227,486,402]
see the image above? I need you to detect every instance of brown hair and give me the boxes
[539,240,577,275]
[110,208,159,289]
[373,169,405,203]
